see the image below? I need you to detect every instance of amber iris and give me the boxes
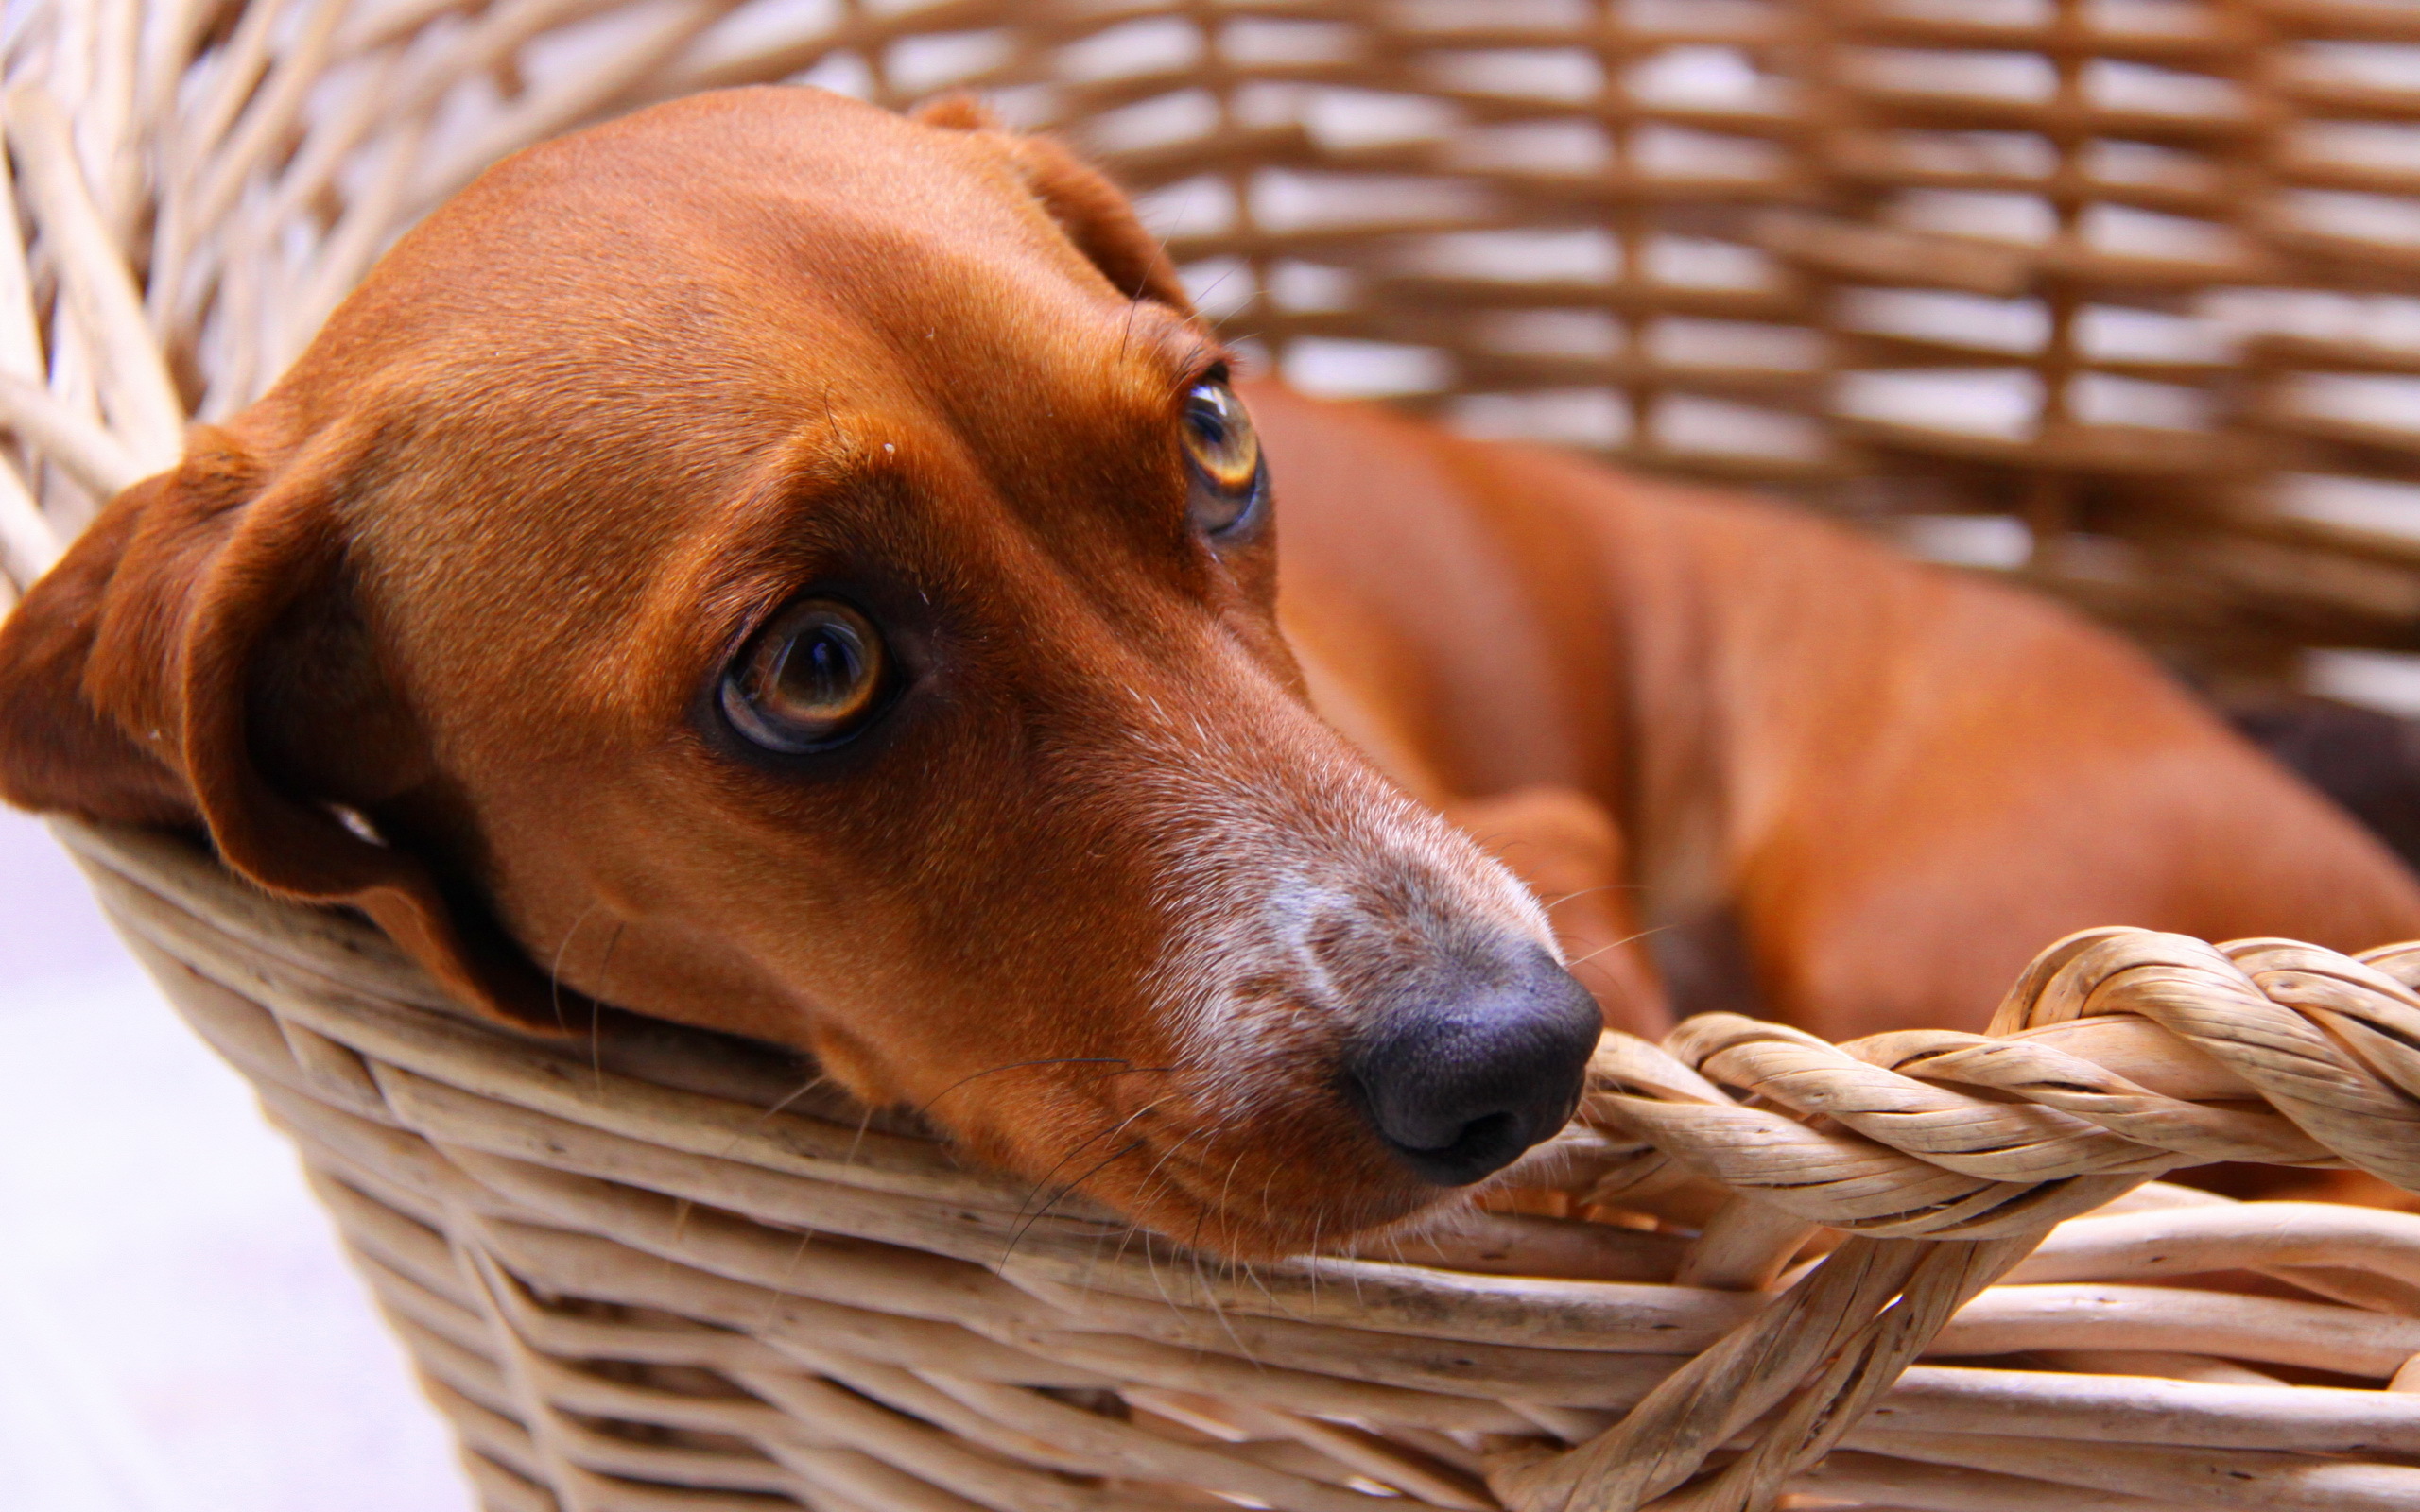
[1182,378,1262,534]
[721,597,889,752]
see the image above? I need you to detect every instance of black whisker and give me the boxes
[998,1137,1150,1269]
[1004,1096,1171,1241]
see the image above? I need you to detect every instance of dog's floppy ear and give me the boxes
[914,96,1194,314]
[0,431,578,1031]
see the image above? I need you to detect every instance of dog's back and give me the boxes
[1251,380,2420,1040]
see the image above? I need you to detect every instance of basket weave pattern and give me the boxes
[7,0,2420,675]
[11,3,2420,1509]
[53,812,2420,1512]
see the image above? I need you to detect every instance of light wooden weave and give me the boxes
[12,3,2420,1509]
[51,807,2420,1512]
[7,0,2420,679]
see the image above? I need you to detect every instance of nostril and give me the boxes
[1345,951,1602,1187]
[1397,1108,1514,1157]
[1397,1108,1522,1177]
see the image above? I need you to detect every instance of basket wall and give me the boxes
[56,816,2420,1512]
[7,0,2420,690]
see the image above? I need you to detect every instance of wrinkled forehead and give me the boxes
[313,92,1164,461]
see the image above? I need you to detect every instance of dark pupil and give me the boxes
[1190,399,1229,451]
[778,622,863,710]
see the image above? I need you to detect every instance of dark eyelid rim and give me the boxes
[1176,347,1237,402]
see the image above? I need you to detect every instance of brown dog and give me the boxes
[3,88,2415,1257]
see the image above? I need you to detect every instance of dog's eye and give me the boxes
[1182,378,1262,535]
[721,598,890,752]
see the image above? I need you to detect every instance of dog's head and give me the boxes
[0,88,1601,1255]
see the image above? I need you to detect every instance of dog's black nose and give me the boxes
[1344,952,1603,1186]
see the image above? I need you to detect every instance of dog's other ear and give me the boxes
[0,431,579,1031]
[1000,132,1194,313]
[909,94,999,133]
[915,97,1194,315]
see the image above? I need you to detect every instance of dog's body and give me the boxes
[3,87,2416,1254]
[1259,384,2420,1041]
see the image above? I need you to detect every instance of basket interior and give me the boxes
[4,0,2420,698]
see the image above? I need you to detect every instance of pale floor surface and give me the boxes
[0,802,471,1512]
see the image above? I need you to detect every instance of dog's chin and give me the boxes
[1075,1139,1461,1261]
[930,1095,1455,1258]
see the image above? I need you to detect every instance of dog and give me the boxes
[4,87,2416,1258]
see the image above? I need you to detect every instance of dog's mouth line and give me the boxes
[1005,1117,1468,1254]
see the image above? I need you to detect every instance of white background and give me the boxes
[0,803,470,1511]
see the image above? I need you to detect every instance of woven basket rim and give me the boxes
[46,815,1768,1338]
[52,794,2420,1512]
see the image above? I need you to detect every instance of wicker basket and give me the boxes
[51,814,2420,1512]
[10,0,2420,683]
[13,3,2420,1510]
